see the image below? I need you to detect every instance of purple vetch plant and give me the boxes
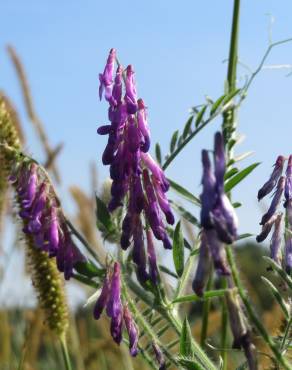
[192,131,238,295]
[97,49,174,283]
[9,158,85,280]
[257,155,292,273]
[93,262,139,356]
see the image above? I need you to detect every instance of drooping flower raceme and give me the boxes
[192,132,238,295]
[97,49,174,282]
[93,262,139,356]
[10,159,85,280]
[257,154,292,272]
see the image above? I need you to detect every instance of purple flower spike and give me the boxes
[256,214,277,243]
[93,274,110,320]
[200,150,216,229]
[192,230,212,296]
[206,229,230,276]
[123,306,139,357]
[285,237,292,274]
[125,65,138,114]
[258,155,285,201]
[270,214,283,265]
[106,262,122,319]
[152,342,166,370]
[146,229,159,284]
[99,48,116,101]
[260,176,285,225]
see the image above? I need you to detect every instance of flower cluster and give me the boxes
[192,132,238,295]
[256,155,292,272]
[97,49,174,282]
[93,262,139,356]
[10,159,85,280]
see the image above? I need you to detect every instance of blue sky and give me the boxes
[1,0,292,237]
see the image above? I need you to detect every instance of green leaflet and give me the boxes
[95,195,115,233]
[155,142,162,164]
[261,277,290,319]
[183,116,194,139]
[170,130,179,153]
[168,178,201,206]
[195,105,207,128]
[172,289,229,304]
[180,318,193,357]
[74,260,105,278]
[224,162,260,192]
[173,221,185,277]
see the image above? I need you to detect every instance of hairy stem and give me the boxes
[226,246,292,370]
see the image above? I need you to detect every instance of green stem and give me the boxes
[220,278,229,370]
[281,317,292,351]
[60,336,72,370]
[226,246,292,370]
[162,103,230,171]
[200,270,213,348]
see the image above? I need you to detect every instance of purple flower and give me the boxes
[152,342,166,370]
[97,50,174,275]
[146,229,159,284]
[212,193,238,244]
[285,237,292,274]
[258,155,285,201]
[123,306,139,357]
[192,230,212,296]
[20,163,38,209]
[125,65,138,114]
[132,216,149,283]
[99,48,116,101]
[270,213,283,265]
[93,274,110,320]
[256,214,277,243]
[260,176,285,225]
[106,262,122,319]
[26,183,47,233]
[206,229,230,276]
[48,205,59,254]
[110,311,123,344]
[56,226,85,280]
[285,155,292,205]
[200,150,216,229]
[137,99,150,152]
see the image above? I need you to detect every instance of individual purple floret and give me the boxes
[257,155,285,201]
[99,48,116,101]
[256,214,277,243]
[192,230,212,296]
[206,229,230,276]
[152,342,166,370]
[123,305,139,357]
[270,214,283,265]
[93,274,110,320]
[125,65,138,114]
[260,176,285,226]
[285,237,292,274]
[146,229,159,284]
